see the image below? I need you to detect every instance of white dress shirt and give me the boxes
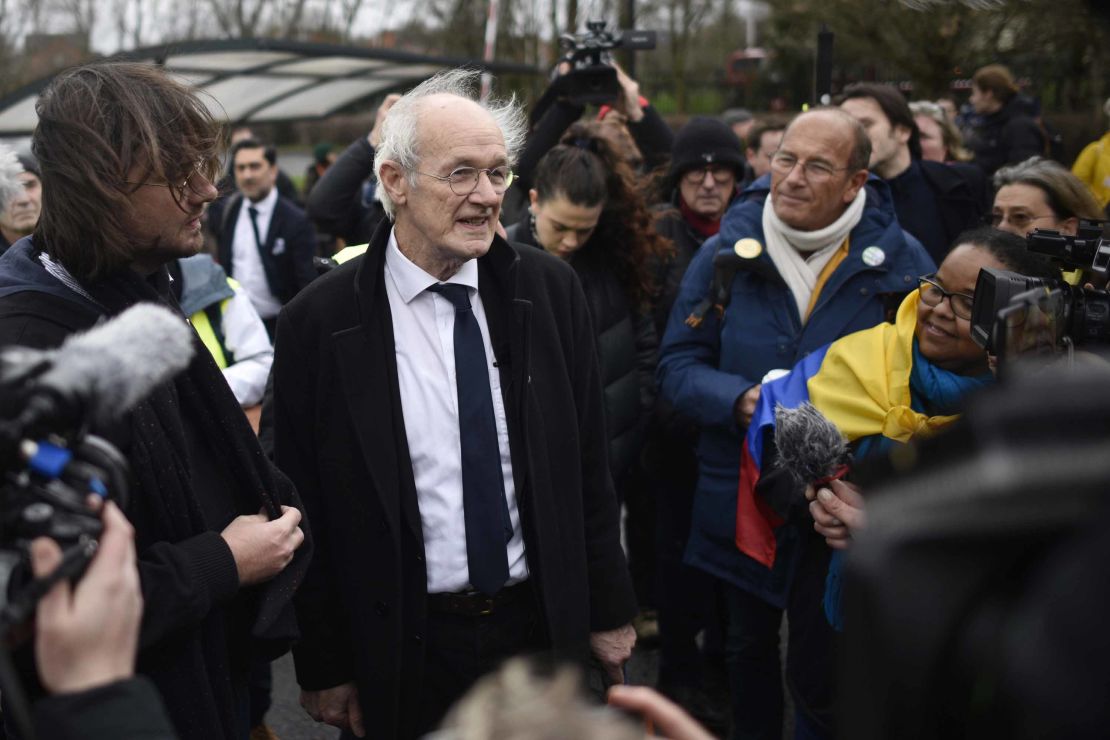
[231,187,282,319]
[220,280,274,407]
[384,228,528,594]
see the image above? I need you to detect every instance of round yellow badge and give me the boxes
[733,238,762,259]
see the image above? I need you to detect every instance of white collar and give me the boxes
[385,227,479,305]
[244,185,278,216]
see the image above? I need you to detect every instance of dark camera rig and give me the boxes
[551,20,657,107]
[0,435,128,633]
[970,219,1110,366]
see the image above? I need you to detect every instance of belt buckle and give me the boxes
[478,596,494,616]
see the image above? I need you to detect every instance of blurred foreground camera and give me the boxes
[841,360,1110,740]
[553,20,656,106]
[0,303,193,639]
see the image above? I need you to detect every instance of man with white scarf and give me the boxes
[658,108,933,740]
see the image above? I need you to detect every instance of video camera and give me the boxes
[0,303,193,641]
[970,219,1110,363]
[553,20,656,106]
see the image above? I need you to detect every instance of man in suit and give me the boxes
[271,69,638,740]
[839,83,990,264]
[208,139,317,335]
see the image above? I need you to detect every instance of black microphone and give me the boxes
[773,401,850,491]
[0,303,196,434]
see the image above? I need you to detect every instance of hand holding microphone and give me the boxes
[805,479,867,550]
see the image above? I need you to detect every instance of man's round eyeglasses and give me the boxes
[918,274,974,320]
[769,152,852,183]
[123,167,210,201]
[682,166,735,185]
[414,166,515,196]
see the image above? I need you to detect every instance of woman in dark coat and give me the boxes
[505,121,671,492]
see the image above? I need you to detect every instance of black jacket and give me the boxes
[968,98,1046,176]
[33,678,176,740]
[650,209,711,340]
[273,223,637,739]
[208,193,318,305]
[896,159,991,264]
[504,220,657,485]
[304,137,388,247]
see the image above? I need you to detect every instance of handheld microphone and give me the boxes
[774,402,850,490]
[0,303,195,434]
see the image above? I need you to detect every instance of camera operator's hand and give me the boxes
[32,501,142,695]
[806,479,866,550]
[221,505,305,586]
[607,685,715,740]
[612,64,645,123]
[368,93,401,148]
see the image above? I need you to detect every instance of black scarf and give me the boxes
[76,266,312,738]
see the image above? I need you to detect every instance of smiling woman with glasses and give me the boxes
[737,227,1059,640]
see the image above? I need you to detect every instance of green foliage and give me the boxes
[650,88,725,116]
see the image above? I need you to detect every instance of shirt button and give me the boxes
[860,287,870,296]
[416,554,425,564]
[375,601,389,616]
[412,634,423,644]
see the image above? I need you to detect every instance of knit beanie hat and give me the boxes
[665,117,745,190]
[17,152,40,179]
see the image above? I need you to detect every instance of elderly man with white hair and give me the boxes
[271,69,638,740]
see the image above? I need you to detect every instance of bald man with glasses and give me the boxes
[658,108,933,739]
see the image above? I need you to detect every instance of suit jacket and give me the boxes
[209,193,318,305]
[272,223,637,739]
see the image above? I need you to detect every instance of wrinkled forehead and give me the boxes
[413,95,505,162]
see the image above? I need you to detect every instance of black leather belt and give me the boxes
[427,580,531,617]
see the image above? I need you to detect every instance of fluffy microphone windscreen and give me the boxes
[774,401,849,490]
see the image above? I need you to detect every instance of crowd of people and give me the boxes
[0,53,1106,740]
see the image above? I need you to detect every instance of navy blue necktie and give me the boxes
[428,283,512,595]
[247,206,263,253]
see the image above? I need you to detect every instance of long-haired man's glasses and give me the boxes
[416,166,515,196]
[769,152,852,182]
[918,274,974,320]
[123,166,210,200]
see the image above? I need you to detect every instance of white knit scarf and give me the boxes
[761,187,867,322]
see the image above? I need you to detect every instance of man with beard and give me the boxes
[0,62,309,740]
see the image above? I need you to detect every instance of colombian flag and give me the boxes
[735,290,960,568]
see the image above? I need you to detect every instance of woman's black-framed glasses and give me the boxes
[918,274,974,320]
[415,166,515,196]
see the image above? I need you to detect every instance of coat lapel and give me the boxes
[333,226,423,544]
[478,238,532,502]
